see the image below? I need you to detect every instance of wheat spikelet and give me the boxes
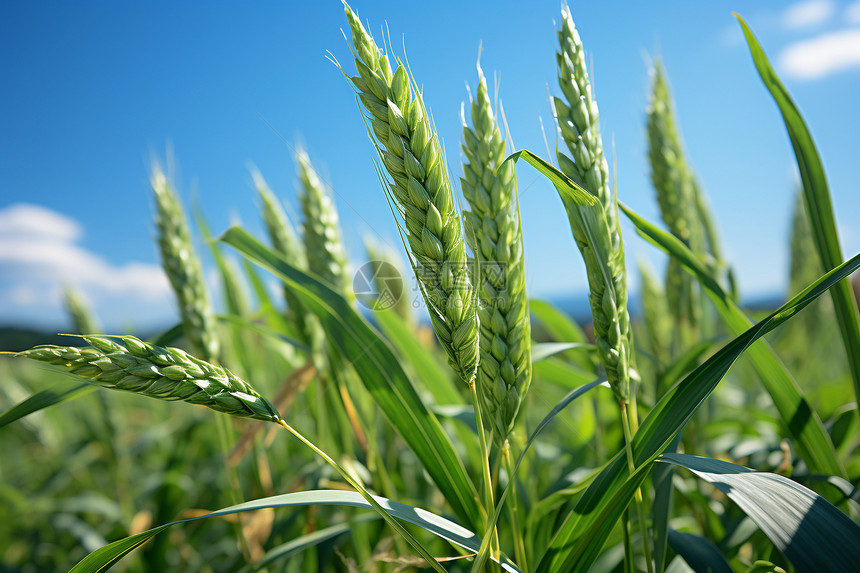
[344,4,478,383]
[296,149,352,298]
[646,62,706,330]
[254,171,327,358]
[461,63,531,439]
[17,336,281,423]
[646,63,701,248]
[554,3,632,403]
[152,167,221,363]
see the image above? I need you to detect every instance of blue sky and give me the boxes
[1,0,859,331]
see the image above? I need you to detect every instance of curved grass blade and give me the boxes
[621,202,844,478]
[69,490,522,573]
[220,226,482,530]
[661,453,860,573]
[532,342,594,364]
[536,250,860,572]
[736,14,860,405]
[505,150,597,208]
[666,529,733,573]
[0,379,96,429]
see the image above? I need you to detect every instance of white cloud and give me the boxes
[847,1,860,23]
[0,203,174,329]
[782,0,835,29]
[0,203,82,242]
[779,29,860,79]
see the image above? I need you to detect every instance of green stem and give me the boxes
[470,382,500,572]
[622,507,634,573]
[503,439,528,572]
[215,414,252,562]
[621,399,655,573]
[313,375,332,454]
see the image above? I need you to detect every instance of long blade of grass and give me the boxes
[662,453,860,573]
[532,342,594,364]
[536,250,860,572]
[220,226,482,530]
[68,490,522,573]
[373,307,461,406]
[505,150,597,207]
[736,14,860,405]
[0,379,96,428]
[621,203,845,477]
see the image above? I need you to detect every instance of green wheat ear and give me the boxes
[296,148,353,299]
[554,3,633,403]
[16,336,282,423]
[152,166,221,363]
[255,169,327,361]
[646,61,715,336]
[343,3,479,384]
[461,62,531,441]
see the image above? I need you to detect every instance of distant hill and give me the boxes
[0,328,87,352]
[0,289,805,354]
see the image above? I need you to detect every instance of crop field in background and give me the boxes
[2,3,859,573]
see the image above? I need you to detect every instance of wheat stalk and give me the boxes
[63,287,99,335]
[343,4,478,384]
[152,167,221,363]
[16,336,282,423]
[296,149,352,298]
[554,4,632,404]
[461,63,531,440]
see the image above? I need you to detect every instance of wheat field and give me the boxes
[1,4,859,573]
